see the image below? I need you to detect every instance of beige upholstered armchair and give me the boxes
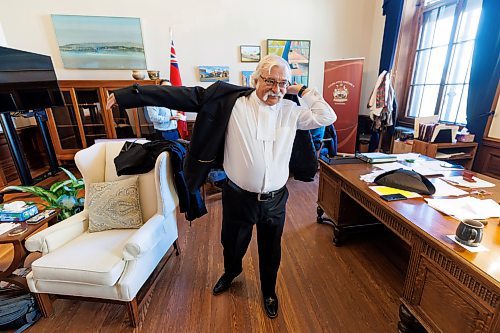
[25,141,179,327]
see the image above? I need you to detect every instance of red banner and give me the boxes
[323,59,364,154]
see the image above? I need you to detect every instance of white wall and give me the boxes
[0,0,384,115]
[0,21,7,47]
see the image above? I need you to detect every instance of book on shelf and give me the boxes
[356,152,397,164]
[435,151,467,159]
[416,120,459,143]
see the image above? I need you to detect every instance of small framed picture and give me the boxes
[198,66,229,82]
[241,71,253,87]
[240,45,261,62]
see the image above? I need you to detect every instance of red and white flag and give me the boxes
[170,38,189,138]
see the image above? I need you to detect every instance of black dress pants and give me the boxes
[221,180,288,297]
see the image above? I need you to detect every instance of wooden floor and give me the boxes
[25,175,409,333]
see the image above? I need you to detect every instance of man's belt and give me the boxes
[227,179,286,202]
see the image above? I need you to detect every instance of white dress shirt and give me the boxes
[146,106,186,131]
[223,90,336,193]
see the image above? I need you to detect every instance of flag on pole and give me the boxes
[170,38,189,138]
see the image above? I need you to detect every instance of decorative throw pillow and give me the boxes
[87,176,143,233]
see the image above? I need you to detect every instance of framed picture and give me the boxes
[240,45,261,62]
[198,66,229,82]
[51,15,147,69]
[241,71,253,87]
[267,39,311,85]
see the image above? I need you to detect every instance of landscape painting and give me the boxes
[240,45,260,62]
[267,39,310,85]
[51,15,147,69]
[198,66,229,82]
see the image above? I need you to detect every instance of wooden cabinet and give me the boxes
[412,139,478,169]
[47,80,158,161]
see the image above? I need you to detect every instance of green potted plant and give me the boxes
[1,168,85,220]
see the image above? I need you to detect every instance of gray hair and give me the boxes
[250,54,291,88]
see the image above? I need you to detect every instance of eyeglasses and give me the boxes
[260,75,289,89]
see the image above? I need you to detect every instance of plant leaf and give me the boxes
[60,167,79,186]
[2,185,58,204]
[50,179,72,193]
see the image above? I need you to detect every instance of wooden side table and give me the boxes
[0,211,58,290]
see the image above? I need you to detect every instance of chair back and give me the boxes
[75,141,178,222]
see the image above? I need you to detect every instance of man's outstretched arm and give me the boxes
[107,84,208,113]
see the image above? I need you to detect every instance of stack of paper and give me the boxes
[441,176,496,188]
[425,197,500,220]
[431,178,469,197]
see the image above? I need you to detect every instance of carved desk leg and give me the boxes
[398,304,427,333]
[332,225,345,247]
[316,206,324,224]
[316,205,344,245]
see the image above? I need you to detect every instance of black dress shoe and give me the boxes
[212,274,234,295]
[263,295,279,318]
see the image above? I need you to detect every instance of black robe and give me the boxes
[113,81,318,193]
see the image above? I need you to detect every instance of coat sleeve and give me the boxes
[113,85,207,113]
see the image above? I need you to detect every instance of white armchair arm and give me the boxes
[25,210,88,254]
[122,214,167,260]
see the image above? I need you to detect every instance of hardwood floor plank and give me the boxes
[25,176,405,332]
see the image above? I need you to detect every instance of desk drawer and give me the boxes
[411,256,494,333]
[318,169,341,221]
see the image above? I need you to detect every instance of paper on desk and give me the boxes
[413,160,459,171]
[360,170,387,183]
[395,153,422,161]
[441,176,495,188]
[374,162,412,172]
[431,178,469,197]
[426,197,500,220]
[410,166,443,176]
[0,222,19,236]
[446,235,489,253]
[369,186,422,198]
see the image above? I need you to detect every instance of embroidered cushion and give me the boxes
[88,176,143,233]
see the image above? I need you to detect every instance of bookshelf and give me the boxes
[412,140,478,169]
[46,80,159,161]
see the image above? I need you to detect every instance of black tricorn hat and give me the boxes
[374,168,436,195]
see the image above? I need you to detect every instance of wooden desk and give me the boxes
[317,160,500,333]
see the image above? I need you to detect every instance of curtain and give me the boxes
[466,0,500,144]
[379,0,404,73]
[369,0,404,151]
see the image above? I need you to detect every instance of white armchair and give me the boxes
[25,141,179,327]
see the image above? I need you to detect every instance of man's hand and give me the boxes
[106,93,119,111]
[170,114,187,121]
[287,84,309,96]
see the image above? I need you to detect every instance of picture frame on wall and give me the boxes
[267,39,310,85]
[241,71,253,87]
[51,15,147,69]
[240,45,261,62]
[198,66,229,82]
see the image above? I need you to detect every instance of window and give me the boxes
[405,0,482,124]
